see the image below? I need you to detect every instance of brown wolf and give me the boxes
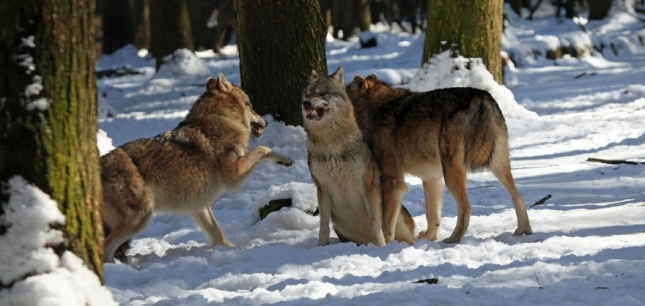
[101,73,294,263]
[346,74,532,244]
[302,67,415,247]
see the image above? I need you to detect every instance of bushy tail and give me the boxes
[464,91,508,171]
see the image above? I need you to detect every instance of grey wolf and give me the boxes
[346,74,532,243]
[101,73,294,263]
[302,67,415,247]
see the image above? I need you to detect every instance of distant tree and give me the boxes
[0,0,104,282]
[331,0,371,39]
[149,0,194,70]
[588,0,613,20]
[102,0,135,54]
[422,0,504,84]
[235,0,328,126]
[131,0,151,50]
[212,0,236,53]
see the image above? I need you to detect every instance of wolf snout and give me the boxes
[302,100,312,109]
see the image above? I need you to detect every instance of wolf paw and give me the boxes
[514,226,533,236]
[441,236,461,244]
[418,230,439,241]
[270,152,294,167]
[276,158,294,167]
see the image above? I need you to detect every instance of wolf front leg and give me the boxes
[226,146,294,186]
[380,175,408,243]
[313,178,332,246]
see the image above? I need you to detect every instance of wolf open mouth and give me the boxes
[304,107,325,120]
[251,121,265,138]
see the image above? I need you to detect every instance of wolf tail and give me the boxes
[463,90,508,171]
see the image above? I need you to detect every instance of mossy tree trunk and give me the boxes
[149,0,194,70]
[422,0,504,84]
[235,0,328,126]
[0,0,104,282]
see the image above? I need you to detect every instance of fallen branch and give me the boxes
[413,278,439,285]
[529,194,552,209]
[586,158,640,165]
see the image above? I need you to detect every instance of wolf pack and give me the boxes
[101,67,533,263]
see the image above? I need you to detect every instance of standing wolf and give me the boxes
[347,74,532,244]
[302,67,415,247]
[101,73,294,263]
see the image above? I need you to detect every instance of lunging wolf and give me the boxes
[347,74,532,244]
[302,67,415,246]
[101,73,294,263]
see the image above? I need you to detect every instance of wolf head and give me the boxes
[302,67,350,122]
[187,73,266,138]
[346,73,382,104]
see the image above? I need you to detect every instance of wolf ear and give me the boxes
[310,70,319,83]
[206,73,233,93]
[366,74,379,81]
[352,75,368,93]
[330,66,345,84]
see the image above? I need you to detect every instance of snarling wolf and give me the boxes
[101,73,294,263]
[347,74,532,243]
[303,67,415,247]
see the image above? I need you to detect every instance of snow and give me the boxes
[4,3,643,304]
[0,176,116,306]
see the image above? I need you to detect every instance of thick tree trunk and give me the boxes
[130,0,151,50]
[235,0,328,126]
[423,0,504,84]
[102,0,135,54]
[149,0,194,70]
[0,0,104,282]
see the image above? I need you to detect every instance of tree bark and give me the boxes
[235,0,328,126]
[422,0,504,84]
[149,0,194,70]
[0,0,104,282]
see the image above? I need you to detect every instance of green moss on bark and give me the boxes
[422,0,503,84]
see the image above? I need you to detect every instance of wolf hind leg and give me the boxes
[190,206,235,247]
[489,154,532,236]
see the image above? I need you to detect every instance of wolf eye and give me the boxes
[319,92,327,96]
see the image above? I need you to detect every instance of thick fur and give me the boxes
[303,67,415,247]
[101,73,294,263]
[347,74,532,244]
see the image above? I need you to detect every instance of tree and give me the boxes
[149,0,194,70]
[131,0,151,50]
[235,0,328,126]
[102,0,135,54]
[422,0,504,84]
[588,0,613,20]
[0,0,103,282]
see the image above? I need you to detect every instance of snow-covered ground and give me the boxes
[97,4,645,305]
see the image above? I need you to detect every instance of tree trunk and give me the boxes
[102,0,135,54]
[0,0,104,282]
[235,0,328,126]
[422,0,504,84]
[588,0,613,20]
[149,0,194,70]
[130,0,151,50]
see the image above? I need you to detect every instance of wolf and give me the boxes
[302,67,415,247]
[346,74,532,244]
[101,73,294,263]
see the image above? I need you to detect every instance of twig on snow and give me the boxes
[529,194,552,209]
[586,157,641,165]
